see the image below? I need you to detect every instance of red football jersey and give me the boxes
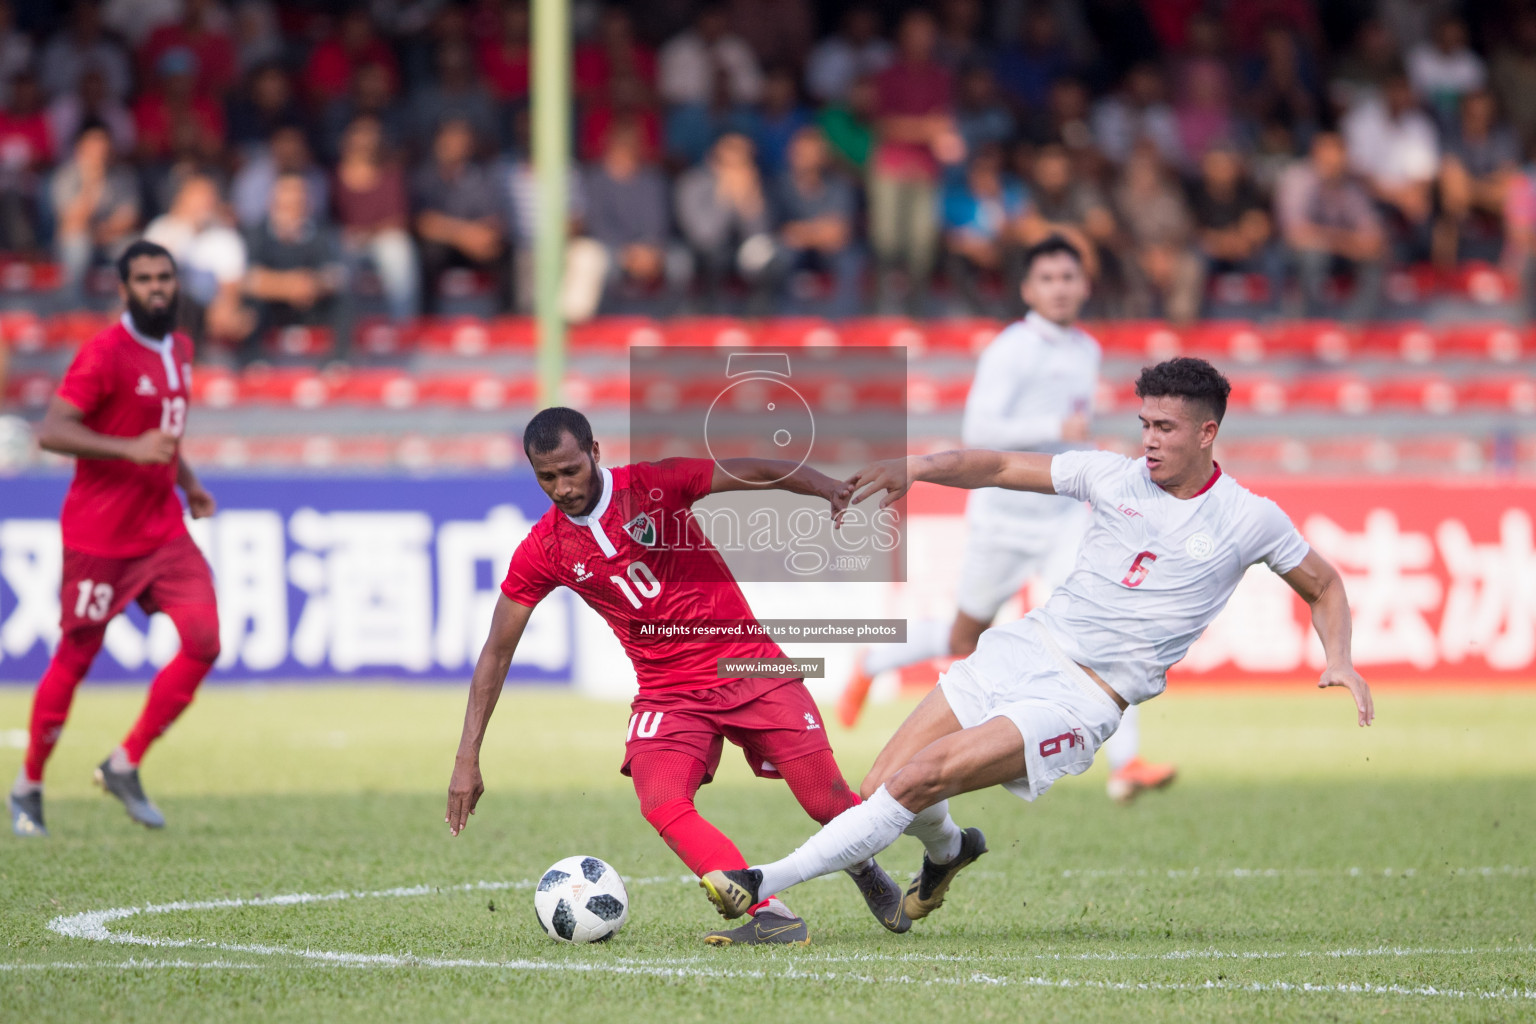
[55,318,194,558]
[501,459,787,691]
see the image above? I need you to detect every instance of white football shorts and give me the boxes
[937,615,1122,802]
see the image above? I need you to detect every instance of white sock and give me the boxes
[1103,703,1139,771]
[751,897,795,919]
[904,799,964,863]
[12,768,40,797]
[754,786,916,897]
[862,619,951,677]
[108,746,135,773]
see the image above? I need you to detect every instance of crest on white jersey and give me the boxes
[1185,532,1216,561]
[135,374,156,397]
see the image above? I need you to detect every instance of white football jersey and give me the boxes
[995,450,1311,705]
[961,312,1101,542]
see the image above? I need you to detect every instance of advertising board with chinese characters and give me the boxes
[0,476,578,684]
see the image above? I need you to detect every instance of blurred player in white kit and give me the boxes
[838,235,1176,803]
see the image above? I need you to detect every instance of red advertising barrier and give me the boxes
[906,476,1536,684]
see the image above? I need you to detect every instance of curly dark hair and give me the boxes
[1134,357,1232,425]
[523,406,594,457]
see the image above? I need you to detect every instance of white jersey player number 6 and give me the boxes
[610,560,662,609]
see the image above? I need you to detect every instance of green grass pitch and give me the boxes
[2,684,1534,1023]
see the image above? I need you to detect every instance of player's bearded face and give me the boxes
[124,260,180,338]
[533,445,601,516]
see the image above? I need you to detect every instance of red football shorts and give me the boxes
[60,532,217,635]
[621,677,834,783]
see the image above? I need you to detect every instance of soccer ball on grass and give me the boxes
[533,856,629,943]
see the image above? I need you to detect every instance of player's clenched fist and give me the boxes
[445,756,484,837]
[185,485,217,519]
[125,428,177,465]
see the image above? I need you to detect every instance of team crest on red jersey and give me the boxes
[624,511,657,546]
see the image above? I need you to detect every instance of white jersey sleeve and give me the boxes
[1243,497,1311,575]
[1050,449,1128,504]
[960,315,1101,452]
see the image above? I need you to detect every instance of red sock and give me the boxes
[776,749,862,825]
[631,750,750,876]
[24,627,106,783]
[121,604,218,765]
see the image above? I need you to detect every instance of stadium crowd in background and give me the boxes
[3,0,1536,356]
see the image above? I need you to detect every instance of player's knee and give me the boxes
[174,608,221,663]
[885,756,949,812]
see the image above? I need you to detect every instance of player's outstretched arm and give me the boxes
[1281,549,1374,727]
[847,449,1058,508]
[710,458,852,516]
[447,594,536,836]
[177,457,217,518]
[36,396,176,464]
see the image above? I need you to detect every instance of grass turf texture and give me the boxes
[1,685,1533,1023]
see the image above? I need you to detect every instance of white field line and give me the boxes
[35,876,1536,1002]
[1047,865,1531,880]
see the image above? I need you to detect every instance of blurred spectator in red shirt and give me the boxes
[334,115,418,321]
[138,0,238,99]
[869,8,961,314]
[1175,60,1236,171]
[477,0,529,104]
[575,6,656,105]
[0,71,50,251]
[1224,0,1322,59]
[133,48,226,164]
[581,71,662,165]
[304,8,399,103]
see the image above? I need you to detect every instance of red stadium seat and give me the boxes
[837,317,928,353]
[1225,376,1289,415]
[0,258,63,293]
[264,325,336,358]
[1181,321,1265,363]
[661,317,757,348]
[1267,321,1355,361]
[353,318,421,356]
[1437,323,1525,363]
[189,366,240,409]
[238,367,329,407]
[1287,376,1374,414]
[0,311,44,352]
[922,318,1003,355]
[570,317,664,351]
[1460,376,1536,413]
[754,318,841,348]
